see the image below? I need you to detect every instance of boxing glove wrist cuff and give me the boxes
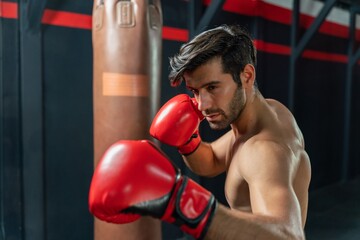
[163,176,217,240]
[178,131,201,155]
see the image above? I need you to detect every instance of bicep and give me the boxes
[249,181,301,225]
[210,130,233,165]
[185,130,232,177]
[241,142,302,226]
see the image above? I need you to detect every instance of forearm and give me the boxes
[182,142,224,177]
[204,205,305,240]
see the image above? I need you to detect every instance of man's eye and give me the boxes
[207,85,216,91]
[191,89,199,95]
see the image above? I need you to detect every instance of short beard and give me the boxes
[208,86,245,130]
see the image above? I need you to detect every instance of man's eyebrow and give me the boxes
[186,81,221,90]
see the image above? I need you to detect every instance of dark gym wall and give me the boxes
[1,0,359,240]
[43,26,93,240]
[1,1,22,239]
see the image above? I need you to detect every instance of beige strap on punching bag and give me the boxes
[92,0,162,239]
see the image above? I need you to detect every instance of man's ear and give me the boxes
[240,64,256,88]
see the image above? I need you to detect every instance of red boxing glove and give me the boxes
[150,94,204,155]
[89,140,217,239]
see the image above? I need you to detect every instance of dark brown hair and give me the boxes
[169,24,257,87]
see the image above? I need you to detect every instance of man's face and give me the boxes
[184,58,246,130]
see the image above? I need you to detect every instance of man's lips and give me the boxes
[204,112,221,121]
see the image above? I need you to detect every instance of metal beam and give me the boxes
[288,0,337,111]
[195,0,226,35]
[0,7,5,240]
[19,0,47,239]
[22,0,47,31]
[188,0,203,38]
[342,5,360,181]
[350,40,360,66]
[1,6,24,238]
[294,0,337,59]
[288,0,300,111]
[188,0,226,38]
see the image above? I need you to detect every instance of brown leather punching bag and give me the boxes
[92,0,162,239]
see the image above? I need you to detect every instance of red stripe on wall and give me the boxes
[254,40,291,55]
[303,49,348,63]
[203,0,290,21]
[0,1,18,19]
[164,29,348,64]
[0,1,350,64]
[300,14,350,39]
[254,39,348,62]
[205,0,354,39]
[162,26,189,42]
[42,9,92,29]
[1,1,356,39]
[255,39,348,62]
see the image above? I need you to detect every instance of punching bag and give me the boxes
[92,0,162,239]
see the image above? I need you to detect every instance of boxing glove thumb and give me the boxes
[150,94,204,154]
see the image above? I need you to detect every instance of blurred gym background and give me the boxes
[1,0,360,239]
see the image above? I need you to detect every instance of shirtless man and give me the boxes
[88,24,311,240]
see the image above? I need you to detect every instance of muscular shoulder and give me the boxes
[235,139,295,183]
[265,99,305,148]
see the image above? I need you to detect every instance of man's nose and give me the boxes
[197,93,210,112]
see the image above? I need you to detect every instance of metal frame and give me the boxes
[342,5,360,181]
[0,5,4,239]
[19,0,47,239]
[1,3,24,239]
[290,0,360,182]
[289,0,337,111]
[188,0,226,38]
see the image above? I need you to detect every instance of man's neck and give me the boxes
[230,91,266,138]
